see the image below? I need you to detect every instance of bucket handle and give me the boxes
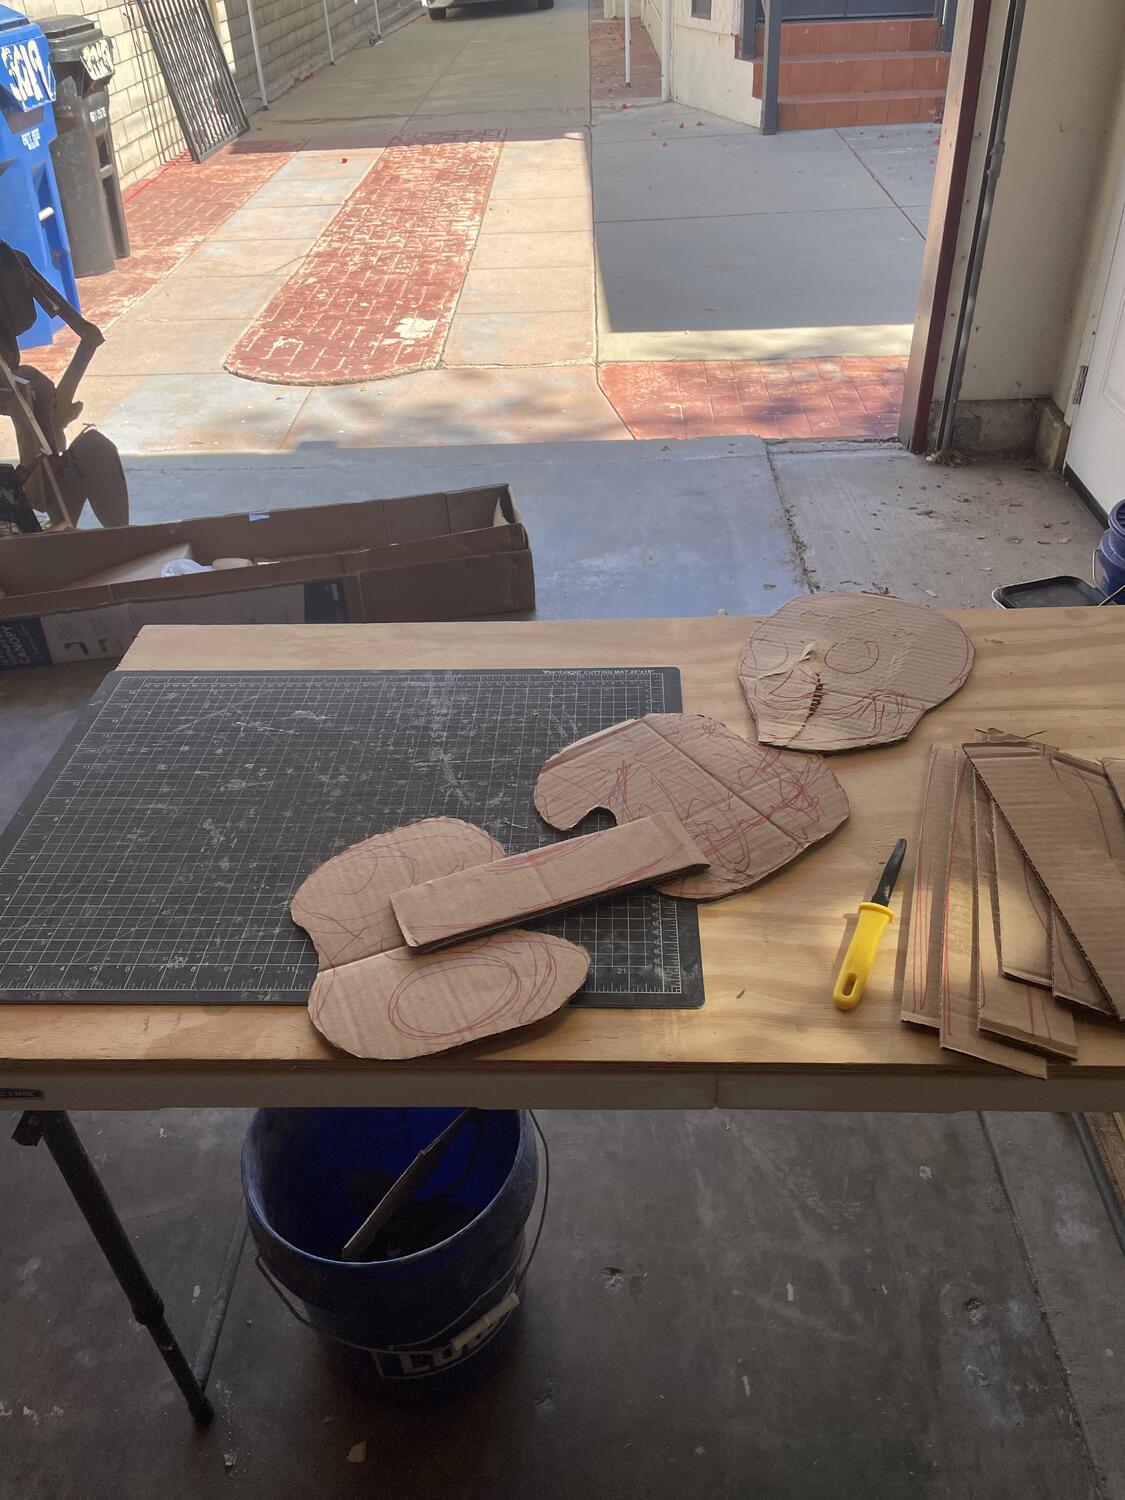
[253,1110,550,1359]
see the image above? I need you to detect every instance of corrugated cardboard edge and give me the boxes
[1051,908,1114,1016]
[1105,758,1125,814]
[391,814,708,951]
[902,744,957,1031]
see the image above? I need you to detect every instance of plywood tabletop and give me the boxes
[3,610,1125,1112]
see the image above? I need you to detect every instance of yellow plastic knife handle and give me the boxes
[833,902,894,1011]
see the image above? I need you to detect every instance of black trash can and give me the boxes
[39,14,128,278]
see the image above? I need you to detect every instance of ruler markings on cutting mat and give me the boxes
[0,669,703,1008]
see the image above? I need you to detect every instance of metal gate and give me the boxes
[136,0,248,162]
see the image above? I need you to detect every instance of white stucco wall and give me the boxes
[934,0,1125,406]
[671,0,759,126]
[1052,46,1125,418]
[631,0,761,127]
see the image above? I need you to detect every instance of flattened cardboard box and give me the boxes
[0,486,533,669]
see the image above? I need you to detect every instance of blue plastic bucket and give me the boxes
[242,1107,539,1400]
[1094,499,1125,602]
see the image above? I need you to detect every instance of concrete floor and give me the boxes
[594,119,937,362]
[2,439,1123,1500]
[244,0,591,138]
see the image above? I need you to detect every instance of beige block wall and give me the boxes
[22,0,420,191]
[22,0,185,189]
[213,0,395,111]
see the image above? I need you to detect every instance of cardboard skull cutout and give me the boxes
[739,592,974,752]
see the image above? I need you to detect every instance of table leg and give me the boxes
[12,1110,215,1426]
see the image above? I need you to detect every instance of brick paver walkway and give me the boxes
[28,142,292,377]
[225,135,502,385]
[598,357,906,439]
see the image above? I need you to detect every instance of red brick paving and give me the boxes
[590,17,662,102]
[226,135,501,385]
[27,141,293,376]
[598,357,906,440]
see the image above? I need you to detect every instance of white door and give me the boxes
[1067,175,1125,517]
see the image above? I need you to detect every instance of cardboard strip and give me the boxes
[902,744,958,1031]
[936,751,1047,1078]
[972,772,1077,1059]
[1052,914,1114,1017]
[964,744,1125,1019]
[971,738,1110,1013]
[309,930,591,1060]
[391,814,707,951]
[737,592,974,751]
[991,808,1052,987]
[291,818,506,968]
[975,732,1053,988]
[533,712,849,900]
[1047,753,1122,1018]
[1104,757,1125,813]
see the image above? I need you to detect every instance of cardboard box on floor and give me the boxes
[0,486,533,669]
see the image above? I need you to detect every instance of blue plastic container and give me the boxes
[0,4,78,350]
[242,1107,538,1400]
[1094,498,1125,603]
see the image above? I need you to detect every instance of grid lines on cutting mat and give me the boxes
[0,669,702,1008]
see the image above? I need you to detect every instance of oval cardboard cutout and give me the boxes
[309,930,591,1060]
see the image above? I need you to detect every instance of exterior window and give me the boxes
[691,0,712,17]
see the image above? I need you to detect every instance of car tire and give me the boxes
[429,7,448,16]
[538,0,554,8]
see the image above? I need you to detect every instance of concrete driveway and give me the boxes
[21,0,935,453]
[593,114,937,362]
[249,0,590,138]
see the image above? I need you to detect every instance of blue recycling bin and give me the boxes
[0,3,78,350]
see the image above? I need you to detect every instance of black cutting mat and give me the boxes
[0,669,703,1008]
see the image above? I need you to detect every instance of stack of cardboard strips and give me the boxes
[903,735,1125,1075]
